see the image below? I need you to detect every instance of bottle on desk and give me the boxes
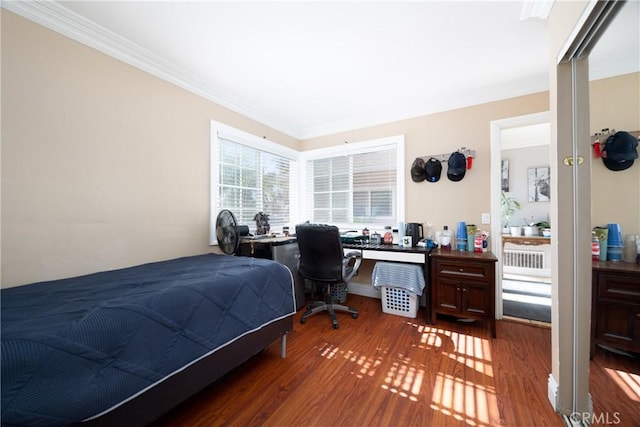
[383,226,393,244]
[426,222,434,249]
[441,225,452,251]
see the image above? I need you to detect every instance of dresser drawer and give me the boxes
[597,272,640,302]
[434,259,491,281]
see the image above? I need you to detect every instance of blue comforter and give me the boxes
[1,254,295,426]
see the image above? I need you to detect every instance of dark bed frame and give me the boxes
[75,315,293,426]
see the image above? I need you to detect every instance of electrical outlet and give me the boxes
[481,213,491,224]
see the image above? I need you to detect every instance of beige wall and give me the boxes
[1,11,297,287]
[589,72,640,235]
[302,94,549,238]
[2,9,636,289]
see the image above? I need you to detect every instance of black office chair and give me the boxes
[296,223,361,329]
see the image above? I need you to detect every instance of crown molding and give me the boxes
[2,1,302,139]
[5,1,633,141]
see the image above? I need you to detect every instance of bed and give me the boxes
[1,253,296,427]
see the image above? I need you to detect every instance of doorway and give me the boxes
[490,112,551,323]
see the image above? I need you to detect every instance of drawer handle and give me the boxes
[459,268,464,272]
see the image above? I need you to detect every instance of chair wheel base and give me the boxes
[299,295,359,328]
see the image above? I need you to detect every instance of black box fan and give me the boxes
[215,209,250,255]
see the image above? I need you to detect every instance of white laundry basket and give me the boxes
[380,286,418,318]
[373,262,424,319]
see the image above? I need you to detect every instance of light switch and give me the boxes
[481,213,491,224]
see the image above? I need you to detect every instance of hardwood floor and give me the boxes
[153,295,639,426]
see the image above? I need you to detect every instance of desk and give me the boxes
[343,243,432,320]
[342,242,431,264]
[239,237,304,310]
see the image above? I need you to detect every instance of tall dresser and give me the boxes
[591,260,640,358]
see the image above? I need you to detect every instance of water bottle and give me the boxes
[441,225,452,251]
[426,222,434,249]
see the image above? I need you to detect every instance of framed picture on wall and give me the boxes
[501,160,509,192]
[528,166,550,202]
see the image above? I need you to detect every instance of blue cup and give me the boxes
[607,224,623,246]
[608,245,622,261]
[456,222,467,240]
[456,238,467,251]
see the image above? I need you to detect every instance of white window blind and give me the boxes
[211,122,297,243]
[302,136,404,229]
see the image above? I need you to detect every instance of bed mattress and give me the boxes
[1,253,296,426]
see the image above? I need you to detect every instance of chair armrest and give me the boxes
[343,251,362,282]
[344,251,361,259]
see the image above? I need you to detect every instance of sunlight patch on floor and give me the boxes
[605,367,640,402]
[430,372,499,426]
[381,356,425,402]
[344,349,383,378]
[317,321,498,421]
[318,342,340,359]
[417,324,494,377]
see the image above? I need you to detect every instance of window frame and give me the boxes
[299,135,405,231]
[210,121,299,244]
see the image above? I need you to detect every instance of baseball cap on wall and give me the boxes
[411,157,426,182]
[447,151,467,181]
[602,131,638,171]
[425,158,442,182]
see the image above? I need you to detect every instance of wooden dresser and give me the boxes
[591,260,640,357]
[430,249,498,338]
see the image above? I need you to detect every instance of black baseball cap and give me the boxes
[602,131,638,171]
[425,157,442,182]
[447,151,466,182]
[411,157,426,182]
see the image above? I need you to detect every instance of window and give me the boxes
[210,122,298,243]
[301,135,405,229]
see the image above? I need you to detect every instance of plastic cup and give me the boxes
[456,222,467,240]
[607,224,623,246]
[467,235,474,252]
[599,240,608,261]
[623,235,639,263]
[607,245,623,261]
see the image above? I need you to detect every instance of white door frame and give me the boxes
[490,111,551,319]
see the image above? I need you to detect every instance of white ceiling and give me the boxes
[6,1,639,140]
